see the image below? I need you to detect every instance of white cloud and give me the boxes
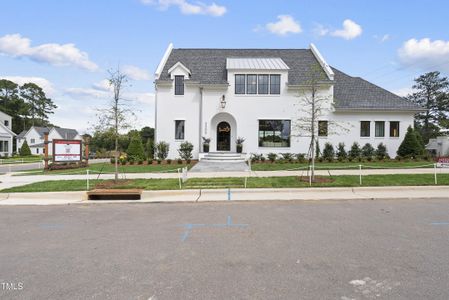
[1,76,54,95]
[392,87,413,97]
[141,0,226,16]
[122,65,152,81]
[398,38,449,71]
[92,79,112,92]
[265,15,302,36]
[331,19,362,40]
[0,34,98,71]
[381,34,390,43]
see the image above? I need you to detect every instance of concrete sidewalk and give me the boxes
[0,185,448,205]
[1,167,448,190]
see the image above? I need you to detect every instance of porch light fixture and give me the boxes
[220,95,226,109]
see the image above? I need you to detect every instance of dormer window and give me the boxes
[175,75,184,95]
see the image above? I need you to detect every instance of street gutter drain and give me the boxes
[87,189,142,201]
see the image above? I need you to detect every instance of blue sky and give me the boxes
[1,0,449,133]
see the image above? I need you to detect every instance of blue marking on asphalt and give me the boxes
[227,188,231,201]
[431,222,449,225]
[180,215,248,241]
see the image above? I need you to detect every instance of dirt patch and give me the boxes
[94,180,133,189]
[298,176,335,183]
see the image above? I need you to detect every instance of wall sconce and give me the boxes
[220,95,226,109]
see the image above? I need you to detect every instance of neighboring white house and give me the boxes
[0,110,15,157]
[426,136,449,156]
[16,126,82,155]
[154,44,423,159]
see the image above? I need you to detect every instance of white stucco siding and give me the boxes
[326,111,415,158]
[155,84,201,159]
[155,69,414,159]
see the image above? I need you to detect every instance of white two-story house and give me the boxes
[0,110,15,157]
[16,126,82,155]
[154,44,422,160]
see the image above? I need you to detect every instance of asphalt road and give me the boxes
[1,199,449,299]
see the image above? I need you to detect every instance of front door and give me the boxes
[217,121,231,151]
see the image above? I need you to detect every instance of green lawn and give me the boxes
[15,162,192,176]
[2,174,448,193]
[250,160,435,171]
[0,156,43,164]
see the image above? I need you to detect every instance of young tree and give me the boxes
[361,143,375,159]
[349,142,361,160]
[294,64,343,180]
[408,71,449,143]
[155,141,169,160]
[178,141,194,160]
[145,139,154,159]
[19,140,31,156]
[93,69,134,182]
[375,143,388,160]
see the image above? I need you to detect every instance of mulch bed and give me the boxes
[297,176,335,183]
[94,180,133,189]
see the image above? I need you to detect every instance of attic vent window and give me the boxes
[175,75,184,95]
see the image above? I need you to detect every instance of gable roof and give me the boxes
[0,122,16,137]
[157,47,421,112]
[33,126,50,138]
[332,68,422,111]
[17,129,28,139]
[157,48,330,85]
[53,127,79,140]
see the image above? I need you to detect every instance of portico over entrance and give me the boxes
[209,112,237,152]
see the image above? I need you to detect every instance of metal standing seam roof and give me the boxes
[226,58,290,70]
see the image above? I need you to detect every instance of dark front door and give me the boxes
[217,121,231,151]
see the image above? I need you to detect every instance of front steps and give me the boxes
[200,152,246,163]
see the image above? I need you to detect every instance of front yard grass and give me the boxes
[250,160,435,171]
[2,173,448,193]
[15,162,192,176]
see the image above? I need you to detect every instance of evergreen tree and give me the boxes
[19,140,32,156]
[408,71,449,143]
[126,134,145,160]
[397,126,422,157]
[348,142,361,159]
[322,142,335,161]
[145,139,154,159]
[336,143,347,160]
[375,143,388,160]
[361,143,375,158]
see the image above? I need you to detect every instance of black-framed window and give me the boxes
[258,75,269,94]
[375,121,385,137]
[390,121,400,137]
[247,75,257,94]
[175,120,185,140]
[4,120,9,127]
[235,75,245,94]
[270,74,281,94]
[0,140,8,152]
[174,75,184,95]
[318,121,328,137]
[258,120,291,147]
[360,121,370,137]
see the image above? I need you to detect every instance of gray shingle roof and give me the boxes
[158,48,329,85]
[17,129,27,139]
[34,127,50,138]
[158,48,422,111]
[332,68,421,111]
[54,127,79,140]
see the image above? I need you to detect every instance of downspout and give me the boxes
[199,87,203,155]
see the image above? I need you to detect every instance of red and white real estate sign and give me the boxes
[53,140,82,162]
[437,157,449,168]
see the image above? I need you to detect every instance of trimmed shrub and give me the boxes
[280,153,294,162]
[362,143,375,159]
[296,153,306,163]
[375,143,388,160]
[177,158,183,164]
[155,141,169,160]
[336,143,347,161]
[397,126,423,158]
[166,159,172,164]
[322,143,335,162]
[145,139,154,160]
[348,142,361,160]
[178,141,194,160]
[267,153,277,163]
[19,140,32,156]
